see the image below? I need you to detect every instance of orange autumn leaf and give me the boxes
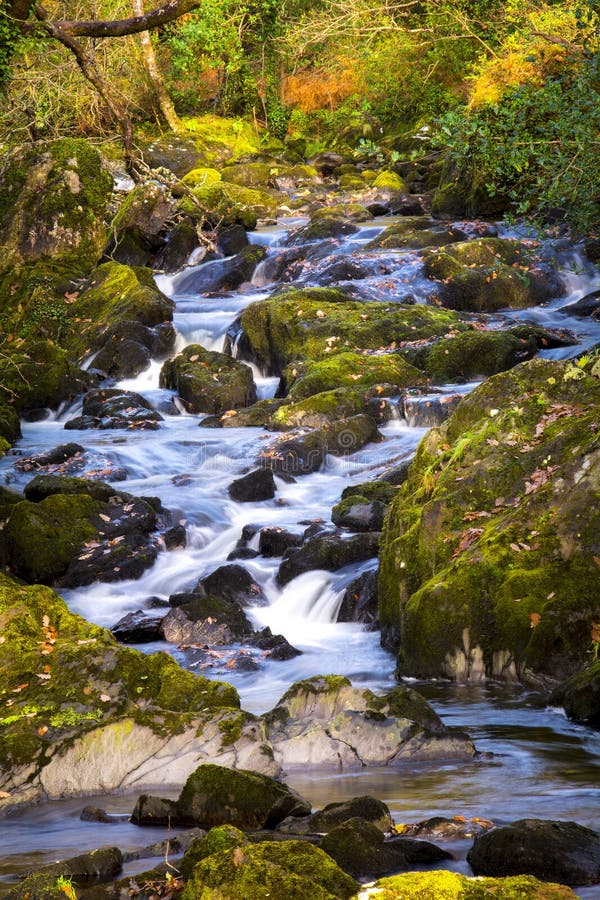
[529,612,541,629]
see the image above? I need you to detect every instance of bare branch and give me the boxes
[52,0,202,38]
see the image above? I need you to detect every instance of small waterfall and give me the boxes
[256,571,346,637]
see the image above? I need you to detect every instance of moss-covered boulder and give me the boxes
[0,339,91,413]
[280,795,393,835]
[0,139,111,280]
[369,871,577,898]
[106,182,177,267]
[270,388,365,429]
[181,839,358,900]
[159,345,257,414]
[379,358,600,682]
[160,594,252,645]
[181,166,222,188]
[65,262,174,360]
[372,170,408,192]
[0,575,239,809]
[180,180,279,229]
[236,288,465,375]
[284,352,426,401]
[176,763,311,828]
[551,661,600,729]
[277,532,381,585]
[292,204,372,242]
[423,238,562,312]
[424,330,530,381]
[367,226,466,251]
[2,480,159,586]
[0,398,20,451]
[180,825,248,877]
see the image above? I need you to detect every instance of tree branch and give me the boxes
[53,0,202,38]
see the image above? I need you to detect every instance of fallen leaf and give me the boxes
[529,612,541,628]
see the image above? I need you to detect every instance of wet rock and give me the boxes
[142,135,201,176]
[401,815,495,840]
[92,321,176,380]
[131,794,180,826]
[160,594,252,645]
[551,661,600,729]
[154,221,200,272]
[308,151,351,174]
[164,523,187,550]
[562,289,600,318]
[64,388,163,431]
[110,610,164,643]
[175,763,312,828]
[228,468,276,502]
[290,796,393,835]
[378,458,412,485]
[401,392,463,428]
[284,352,425,402]
[227,547,260,561]
[249,627,302,660]
[258,527,304,556]
[199,564,265,605]
[467,818,600,885]
[14,442,84,473]
[277,532,381,586]
[219,397,290,428]
[80,806,124,823]
[160,345,256,414]
[332,483,396,532]
[217,224,249,257]
[1,341,92,415]
[337,569,379,626]
[170,244,266,294]
[258,431,326,476]
[4,478,159,587]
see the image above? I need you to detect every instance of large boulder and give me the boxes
[234,287,465,375]
[284,351,425,401]
[64,388,163,431]
[0,339,91,414]
[106,182,177,267]
[277,532,381,585]
[180,839,358,900]
[467,819,600,885]
[2,475,159,586]
[0,575,241,813]
[175,763,311,828]
[159,345,257,414]
[379,358,600,682]
[263,675,475,769]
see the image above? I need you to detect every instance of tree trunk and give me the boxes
[132,0,183,132]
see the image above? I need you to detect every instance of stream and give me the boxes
[1,215,600,895]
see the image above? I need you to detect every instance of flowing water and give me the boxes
[1,217,600,895]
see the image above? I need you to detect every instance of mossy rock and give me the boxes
[179,181,278,229]
[372,171,407,191]
[64,262,174,360]
[181,115,264,166]
[294,203,372,241]
[371,871,577,898]
[423,239,559,312]
[2,485,158,585]
[424,330,528,381]
[181,166,222,188]
[0,397,22,443]
[237,288,464,375]
[284,352,426,401]
[270,388,365,430]
[0,339,90,412]
[0,574,238,776]
[180,825,249,877]
[341,481,399,504]
[217,398,290,428]
[159,345,257,414]
[378,358,600,682]
[338,174,366,190]
[551,660,600,728]
[367,226,466,251]
[181,839,358,900]
[221,162,278,188]
[107,182,176,267]
[177,763,311,829]
[0,139,112,279]
[331,495,390,532]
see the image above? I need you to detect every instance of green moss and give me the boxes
[159,344,257,414]
[271,388,365,429]
[182,840,358,900]
[378,358,600,681]
[552,660,600,727]
[0,397,21,443]
[425,330,526,381]
[0,575,238,771]
[0,339,90,412]
[181,115,264,165]
[180,825,248,877]
[372,871,577,898]
[285,352,425,401]
[180,181,279,228]
[239,290,465,375]
[64,262,174,360]
[181,166,222,188]
[341,482,399,504]
[372,170,407,191]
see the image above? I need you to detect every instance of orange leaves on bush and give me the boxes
[283,62,358,112]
